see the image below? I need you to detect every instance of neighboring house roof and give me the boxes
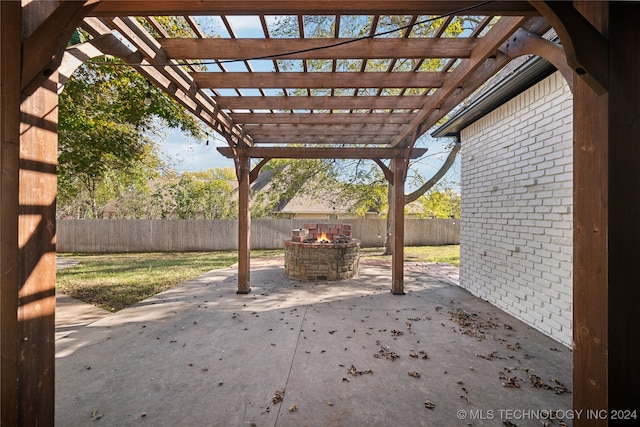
[431,55,556,139]
[278,189,355,216]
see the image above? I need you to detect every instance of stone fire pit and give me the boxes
[284,223,360,281]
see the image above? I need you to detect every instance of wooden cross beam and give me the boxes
[160,37,477,60]
[218,146,427,159]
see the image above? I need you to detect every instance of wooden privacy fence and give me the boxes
[57,218,459,252]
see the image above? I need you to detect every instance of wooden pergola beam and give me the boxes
[230,112,414,125]
[218,146,427,159]
[251,135,393,145]
[160,37,477,60]
[193,71,444,89]
[242,123,403,136]
[216,95,426,111]
[89,1,539,16]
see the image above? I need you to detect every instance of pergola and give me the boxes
[1,1,638,425]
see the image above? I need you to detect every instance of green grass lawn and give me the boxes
[360,245,460,266]
[57,246,459,312]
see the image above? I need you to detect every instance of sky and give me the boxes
[158,127,234,172]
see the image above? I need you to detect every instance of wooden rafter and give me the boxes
[251,135,393,145]
[242,123,403,136]
[159,37,478,60]
[215,95,426,110]
[192,71,444,89]
[218,146,427,159]
[89,1,539,16]
[229,112,414,125]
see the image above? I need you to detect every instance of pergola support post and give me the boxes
[237,155,251,294]
[1,2,22,425]
[606,3,640,413]
[2,2,58,425]
[570,1,640,421]
[391,156,406,295]
[16,74,58,427]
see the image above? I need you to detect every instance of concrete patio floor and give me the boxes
[56,258,572,426]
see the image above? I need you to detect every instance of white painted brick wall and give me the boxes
[460,72,573,347]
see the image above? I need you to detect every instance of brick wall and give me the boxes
[460,72,573,346]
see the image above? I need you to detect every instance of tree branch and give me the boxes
[404,142,460,204]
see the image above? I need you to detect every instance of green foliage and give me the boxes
[166,170,237,219]
[58,56,205,218]
[417,188,461,219]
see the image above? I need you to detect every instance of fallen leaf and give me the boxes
[391,330,404,338]
[349,365,373,376]
[272,388,285,404]
[424,400,435,409]
[373,344,399,361]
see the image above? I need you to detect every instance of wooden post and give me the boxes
[606,2,640,416]
[572,1,640,421]
[391,156,405,295]
[17,75,59,427]
[573,63,609,423]
[1,2,22,425]
[237,155,251,293]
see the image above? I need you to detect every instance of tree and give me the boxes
[416,187,461,219]
[165,169,237,219]
[57,56,205,218]
[58,19,213,218]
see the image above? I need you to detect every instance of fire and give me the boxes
[316,232,331,243]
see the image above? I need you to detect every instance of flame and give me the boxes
[316,232,331,243]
